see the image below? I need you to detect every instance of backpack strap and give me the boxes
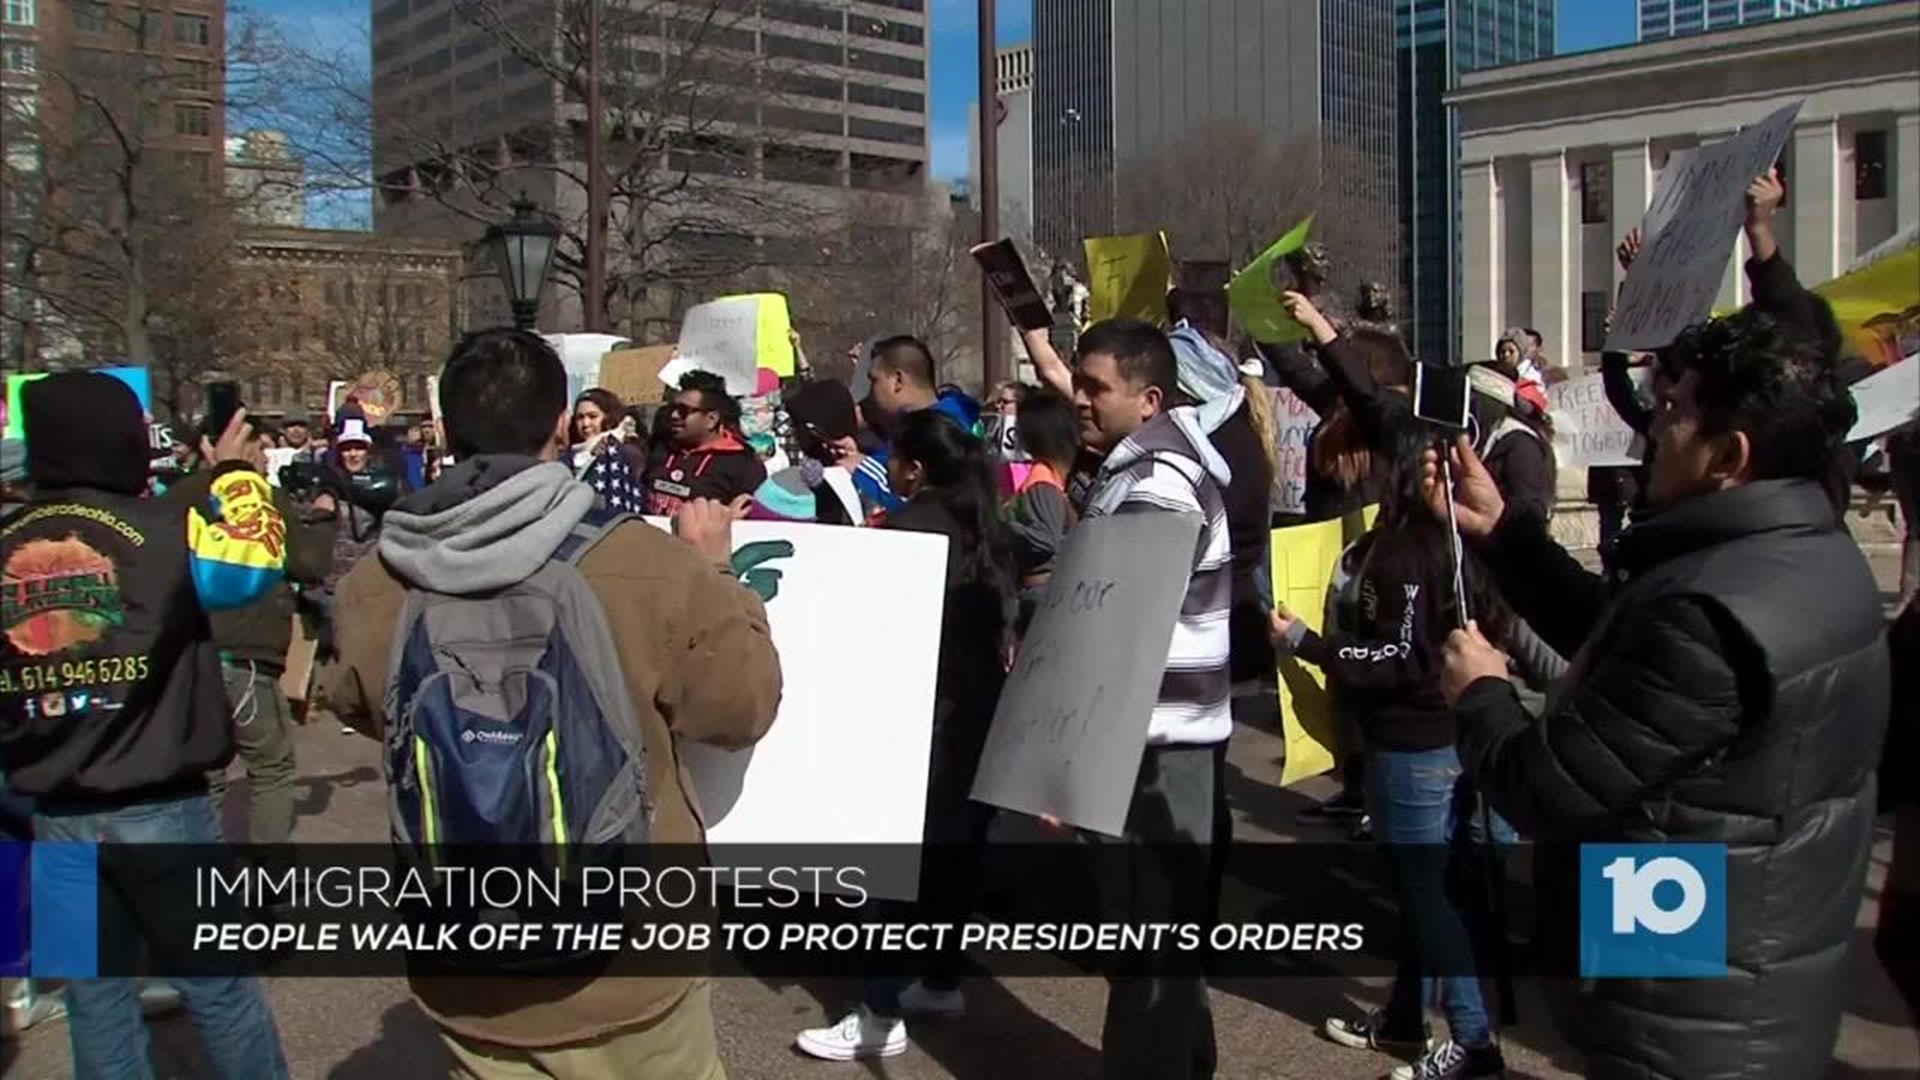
[551,509,634,567]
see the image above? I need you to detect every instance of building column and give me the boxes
[1790,119,1841,284]
[1610,141,1652,295]
[1530,151,1571,369]
[1897,110,1920,236]
[1460,158,1499,365]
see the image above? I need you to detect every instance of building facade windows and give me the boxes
[1581,291,1609,352]
[174,103,211,136]
[2,0,32,28]
[1580,161,1611,223]
[2,41,34,73]
[1855,128,1887,200]
[73,0,107,32]
[174,12,210,47]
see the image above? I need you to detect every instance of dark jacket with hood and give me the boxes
[1454,479,1887,1079]
[0,373,285,801]
[643,431,767,515]
[165,470,336,670]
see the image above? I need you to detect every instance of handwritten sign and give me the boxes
[970,512,1202,837]
[671,294,792,394]
[1547,369,1649,469]
[1229,216,1316,345]
[1606,102,1802,351]
[1271,387,1319,515]
[1083,232,1174,326]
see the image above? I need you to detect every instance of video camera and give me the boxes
[277,460,402,523]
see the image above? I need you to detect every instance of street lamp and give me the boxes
[485,194,559,332]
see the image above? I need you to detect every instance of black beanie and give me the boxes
[23,372,150,495]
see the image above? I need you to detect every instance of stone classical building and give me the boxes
[1448,0,1919,368]
[227,227,466,419]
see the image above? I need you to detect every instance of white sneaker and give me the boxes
[3,983,67,1037]
[794,1007,907,1062]
[896,980,965,1019]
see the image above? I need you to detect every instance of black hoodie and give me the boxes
[0,374,286,801]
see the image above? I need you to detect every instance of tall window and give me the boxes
[1580,161,1611,224]
[178,58,213,93]
[1855,130,1888,201]
[73,0,106,32]
[3,0,33,27]
[174,12,208,46]
[1581,291,1609,353]
[1,41,34,73]
[174,103,210,136]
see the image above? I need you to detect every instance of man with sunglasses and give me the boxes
[644,369,766,517]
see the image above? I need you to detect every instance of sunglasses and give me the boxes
[667,404,714,418]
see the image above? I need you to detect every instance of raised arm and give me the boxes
[1022,328,1073,399]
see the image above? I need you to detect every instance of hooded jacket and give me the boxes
[324,454,781,1048]
[1455,480,1887,1079]
[643,431,767,516]
[0,372,286,801]
[1084,406,1234,746]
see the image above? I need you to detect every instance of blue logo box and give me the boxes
[1580,843,1728,978]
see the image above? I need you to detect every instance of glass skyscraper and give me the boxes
[1638,0,1874,39]
[1397,0,1555,364]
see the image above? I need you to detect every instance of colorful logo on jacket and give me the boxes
[1,536,125,656]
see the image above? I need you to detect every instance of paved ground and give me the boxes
[4,544,1914,1079]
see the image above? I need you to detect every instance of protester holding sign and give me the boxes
[325,328,782,1076]
[796,408,1016,1062]
[1428,307,1885,1079]
[1071,318,1233,1079]
[642,369,767,516]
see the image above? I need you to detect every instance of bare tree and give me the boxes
[0,10,293,414]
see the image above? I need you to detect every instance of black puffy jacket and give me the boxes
[1454,479,1889,1080]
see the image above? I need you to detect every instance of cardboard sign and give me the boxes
[598,345,676,406]
[675,294,792,395]
[1271,507,1378,787]
[1848,354,1919,442]
[1606,102,1803,351]
[1083,232,1174,326]
[1228,217,1316,345]
[971,239,1055,332]
[643,518,947,899]
[1548,369,1650,469]
[970,512,1203,837]
[1271,387,1319,516]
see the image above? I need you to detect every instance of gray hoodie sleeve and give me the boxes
[1008,483,1072,579]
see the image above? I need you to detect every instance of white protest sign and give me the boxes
[646,518,947,900]
[970,512,1203,837]
[1271,387,1318,515]
[1548,369,1649,469]
[676,296,762,395]
[1606,102,1803,352]
[263,447,298,486]
[1848,354,1919,442]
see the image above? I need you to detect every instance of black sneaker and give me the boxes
[1349,814,1374,842]
[1390,1039,1505,1080]
[1297,791,1366,825]
[1322,1009,1431,1055]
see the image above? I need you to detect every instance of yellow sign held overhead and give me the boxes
[1083,232,1175,326]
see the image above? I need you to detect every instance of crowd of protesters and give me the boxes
[0,163,1914,1080]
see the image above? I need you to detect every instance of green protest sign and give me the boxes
[1228,216,1315,345]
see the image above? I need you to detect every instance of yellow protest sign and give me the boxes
[1272,505,1379,787]
[738,292,796,377]
[1817,245,1919,369]
[1083,232,1174,326]
[1229,216,1315,345]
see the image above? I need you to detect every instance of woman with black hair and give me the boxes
[795,409,1016,1063]
[1005,386,1079,621]
[568,387,648,512]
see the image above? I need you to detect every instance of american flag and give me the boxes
[581,449,645,514]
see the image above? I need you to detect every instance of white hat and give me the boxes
[335,418,372,448]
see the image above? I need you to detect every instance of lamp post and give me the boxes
[485,194,559,332]
[978,0,1006,391]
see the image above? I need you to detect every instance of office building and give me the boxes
[1450,1,1917,368]
[967,44,1034,242]
[371,0,931,336]
[1399,0,1554,364]
[1032,0,1401,290]
[1639,0,1875,38]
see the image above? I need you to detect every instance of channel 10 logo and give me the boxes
[1579,844,1728,978]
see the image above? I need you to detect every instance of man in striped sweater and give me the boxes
[1073,318,1234,1080]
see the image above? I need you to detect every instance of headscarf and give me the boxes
[1167,320,1245,433]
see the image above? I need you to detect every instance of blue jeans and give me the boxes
[32,794,289,1080]
[1367,746,1512,1049]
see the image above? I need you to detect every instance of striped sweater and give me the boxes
[1083,406,1234,746]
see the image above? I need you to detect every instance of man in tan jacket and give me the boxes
[325,328,782,1078]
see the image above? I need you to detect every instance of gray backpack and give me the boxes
[383,511,650,857]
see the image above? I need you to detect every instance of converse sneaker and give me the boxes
[1297,790,1367,825]
[3,982,67,1038]
[794,1007,907,1061]
[1390,1038,1505,1080]
[1323,1008,1431,1055]
[896,980,966,1019]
